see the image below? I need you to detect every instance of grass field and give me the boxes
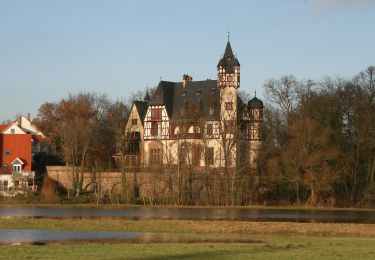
[1,218,375,259]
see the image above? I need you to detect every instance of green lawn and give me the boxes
[1,237,375,259]
[1,218,375,259]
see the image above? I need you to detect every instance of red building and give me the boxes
[0,118,38,192]
[0,133,32,173]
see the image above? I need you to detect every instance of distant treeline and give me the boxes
[258,66,375,207]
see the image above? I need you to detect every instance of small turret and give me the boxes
[247,96,263,140]
[144,89,150,102]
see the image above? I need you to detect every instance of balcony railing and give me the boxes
[0,186,34,192]
[12,171,35,179]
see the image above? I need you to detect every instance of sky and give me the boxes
[0,0,374,121]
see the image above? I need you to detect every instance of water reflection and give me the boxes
[0,229,146,244]
[0,206,374,223]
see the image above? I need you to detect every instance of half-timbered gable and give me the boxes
[144,105,170,140]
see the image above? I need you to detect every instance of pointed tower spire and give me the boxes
[224,39,234,58]
[217,35,240,88]
[144,87,150,102]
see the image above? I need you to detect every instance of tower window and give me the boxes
[206,124,213,135]
[225,102,233,110]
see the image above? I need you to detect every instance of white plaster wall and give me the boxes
[17,117,44,136]
[2,123,25,134]
[0,174,14,189]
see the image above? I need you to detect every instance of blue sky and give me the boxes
[0,0,374,121]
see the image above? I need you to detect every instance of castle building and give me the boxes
[121,40,263,170]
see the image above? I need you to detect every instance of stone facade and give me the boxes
[46,166,259,205]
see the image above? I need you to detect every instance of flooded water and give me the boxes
[0,229,260,245]
[0,206,374,223]
[0,229,148,244]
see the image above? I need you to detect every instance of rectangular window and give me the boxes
[225,102,233,110]
[209,106,214,116]
[2,164,7,171]
[150,149,162,164]
[205,147,214,166]
[13,165,21,172]
[151,108,162,121]
[132,119,138,125]
[192,145,201,167]
[224,121,235,132]
[206,124,213,135]
[5,150,11,156]
[151,122,158,136]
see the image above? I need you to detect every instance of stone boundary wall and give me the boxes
[46,166,169,199]
[46,166,256,205]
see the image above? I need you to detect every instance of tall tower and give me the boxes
[217,39,240,123]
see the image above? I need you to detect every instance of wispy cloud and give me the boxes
[309,0,375,10]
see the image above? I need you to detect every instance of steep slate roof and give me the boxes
[148,79,246,121]
[248,96,264,109]
[134,101,148,125]
[149,81,175,116]
[217,41,240,73]
[171,80,220,120]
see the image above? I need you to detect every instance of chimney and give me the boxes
[27,113,31,121]
[182,74,192,87]
[18,116,22,127]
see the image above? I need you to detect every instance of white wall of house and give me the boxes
[0,174,14,190]
[16,116,44,136]
[1,123,25,134]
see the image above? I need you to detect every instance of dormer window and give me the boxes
[196,90,201,96]
[11,129,15,134]
[11,158,24,173]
